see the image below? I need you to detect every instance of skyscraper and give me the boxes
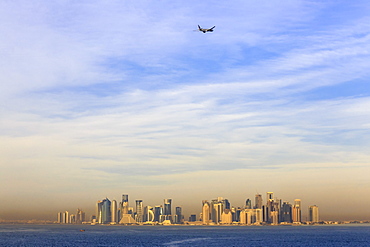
[101,198,112,224]
[135,200,143,223]
[119,194,136,224]
[111,200,118,224]
[255,194,263,209]
[281,201,292,223]
[76,208,85,224]
[245,199,252,209]
[121,194,129,215]
[292,199,302,223]
[175,206,183,224]
[202,200,211,225]
[202,200,211,224]
[154,205,163,223]
[96,200,103,224]
[163,199,172,222]
[309,205,319,223]
[211,198,223,224]
[144,206,154,223]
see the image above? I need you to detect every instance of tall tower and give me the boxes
[96,200,103,224]
[154,205,163,223]
[211,198,223,224]
[163,199,172,222]
[245,199,252,209]
[202,200,211,224]
[265,192,274,223]
[144,206,154,223]
[135,200,143,223]
[281,201,292,223]
[175,206,183,224]
[76,208,85,224]
[292,199,302,223]
[111,200,118,223]
[101,198,112,224]
[309,205,319,223]
[121,194,129,214]
[255,194,263,209]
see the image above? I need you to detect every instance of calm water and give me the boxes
[0,224,370,246]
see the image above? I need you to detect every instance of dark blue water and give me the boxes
[0,224,369,246]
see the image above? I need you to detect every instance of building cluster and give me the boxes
[57,208,85,224]
[57,192,320,225]
[201,193,319,225]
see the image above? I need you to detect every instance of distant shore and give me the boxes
[1,219,369,225]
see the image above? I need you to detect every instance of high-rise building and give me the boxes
[211,198,223,224]
[271,211,279,225]
[111,200,118,224]
[57,212,63,223]
[164,199,172,222]
[76,209,85,224]
[121,194,129,215]
[69,214,76,224]
[281,202,292,223]
[309,205,319,223]
[245,199,252,209]
[202,200,211,224]
[101,198,112,224]
[292,199,302,223]
[135,200,143,223]
[119,194,136,224]
[97,200,103,224]
[255,194,263,209]
[144,206,154,223]
[255,208,263,224]
[64,211,70,224]
[221,209,232,224]
[154,205,163,223]
[265,192,274,223]
[189,214,197,222]
[223,198,230,210]
[175,206,183,224]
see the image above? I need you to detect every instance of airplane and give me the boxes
[197,25,215,33]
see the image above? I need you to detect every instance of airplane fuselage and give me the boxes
[198,25,215,33]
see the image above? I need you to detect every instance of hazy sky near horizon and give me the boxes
[1,0,370,221]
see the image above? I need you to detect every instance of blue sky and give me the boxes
[1,1,370,220]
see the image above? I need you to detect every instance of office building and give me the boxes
[255,194,263,209]
[292,199,302,223]
[175,206,183,224]
[135,200,143,223]
[202,200,211,224]
[281,202,292,223]
[163,199,172,222]
[154,205,163,223]
[309,205,319,223]
[111,200,118,224]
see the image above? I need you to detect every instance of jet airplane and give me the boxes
[197,25,215,33]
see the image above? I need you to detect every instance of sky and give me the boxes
[1,0,370,221]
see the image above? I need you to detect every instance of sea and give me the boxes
[0,224,370,246]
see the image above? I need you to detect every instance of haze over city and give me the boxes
[1,1,369,222]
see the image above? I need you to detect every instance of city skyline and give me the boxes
[59,192,321,225]
[1,1,370,222]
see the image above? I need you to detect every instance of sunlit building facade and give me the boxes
[309,205,319,223]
